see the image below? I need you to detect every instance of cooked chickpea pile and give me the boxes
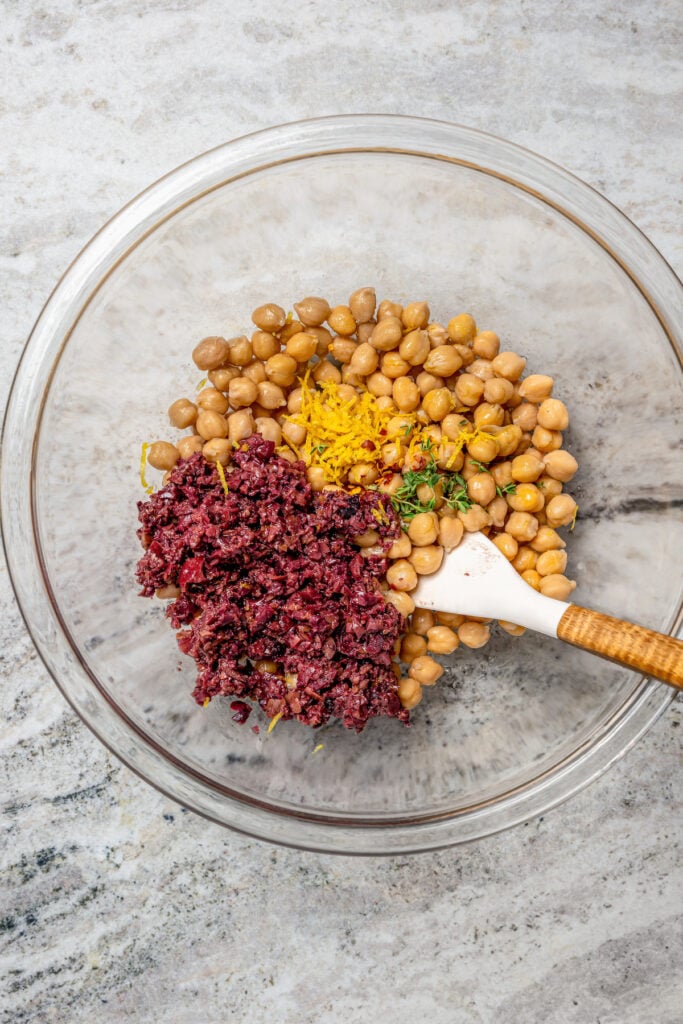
[144,288,579,714]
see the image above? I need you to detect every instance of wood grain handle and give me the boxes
[557,605,683,689]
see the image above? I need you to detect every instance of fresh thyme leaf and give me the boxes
[470,459,489,473]
[496,482,517,497]
[402,422,413,437]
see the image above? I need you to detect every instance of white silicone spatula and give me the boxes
[414,531,683,688]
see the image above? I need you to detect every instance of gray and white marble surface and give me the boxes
[1,2,681,1022]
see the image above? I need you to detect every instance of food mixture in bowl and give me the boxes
[136,289,579,731]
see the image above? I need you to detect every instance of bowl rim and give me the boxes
[2,114,681,854]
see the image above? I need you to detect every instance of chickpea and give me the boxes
[426,625,459,655]
[458,504,492,532]
[483,377,514,404]
[423,345,463,377]
[422,387,455,422]
[537,475,563,498]
[265,353,298,387]
[156,584,181,600]
[251,331,281,361]
[192,336,229,371]
[530,526,566,552]
[282,420,306,447]
[376,396,398,415]
[227,377,258,409]
[491,460,513,489]
[447,313,477,344]
[177,434,204,458]
[328,337,356,364]
[346,286,375,324]
[486,494,508,528]
[279,319,305,345]
[147,441,180,471]
[518,373,554,402]
[392,377,421,412]
[436,611,465,628]
[466,436,499,464]
[410,608,435,635]
[436,443,464,472]
[414,371,443,397]
[454,373,485,407]
[345,462,378,487]
[458,621,490,649]
[399,329,431,366]
[409,544,444,575]
[507,483,544,513]
[252,303,286,332]
[473,402,505,428]
[468,358,496,382]
[545,494,578,528]
[278,449,297,463]
[543,449,578,482]
[511,453,544,483]
[512,546,537,573]
[539,574,577,600]
[283,388,301,415]
[388,531,412,559]
[491,424,523,458]
[369,316,402,352]
[387,559,418,592]
[209,366,241,390]
[349,342,379,376]
[227,410,255,444]
[402,301,430,330]
[440,414,468,440]
[511,402,538,431]
[408,512,439,547]
[492,532,519,561]
[400,632,428,662]
[491,350,526,381]
[327,305,356,336]
[356,321,376,344]
[304,465,326,491]
[284,332,317,362]
[427,322,449,346]
[536,549,568,577]
[453,343,475,367]
[242,361,267,385]
[366,372,393,398]
[467,472,496,507]
[521,569,542,591]
[377,299,403,320]
[499,621,526,637]
[196,410,228,441]
[537,398,569,431]
[438,515,464,552]
[352,529,380,549]
[532,425,563,452]
[168,398,198,429]
[506,511,539,543]
[255,417,282,445]
[293,296,331,327]
[202,438,232,466]
[381,440,404,467]
[385,590,416,617]
[256,382,287,410]
[224,336,252,367]
[409,655,444,686]
[416,482,437,505]
[398,676,422,710]
[377,473,402,498]
[379,352,409,379]
[472,330,500,360]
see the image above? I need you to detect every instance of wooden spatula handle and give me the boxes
[557,605,683,688]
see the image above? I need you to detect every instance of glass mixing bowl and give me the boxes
[2,116,682,854]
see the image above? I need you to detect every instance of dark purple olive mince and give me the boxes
[136,436,409,731]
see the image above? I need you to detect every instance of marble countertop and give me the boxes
[1,2,681,1022]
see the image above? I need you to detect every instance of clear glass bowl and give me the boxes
[2,116,682,854]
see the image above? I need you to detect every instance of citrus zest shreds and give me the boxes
[202,697,210,708]
[267,710,284,733]
[284,372,394,485]
[139,443,154,494]
[215,460,230,495]
[196,377,207,391]
[570,504,579,531]
[312,743,324,755]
